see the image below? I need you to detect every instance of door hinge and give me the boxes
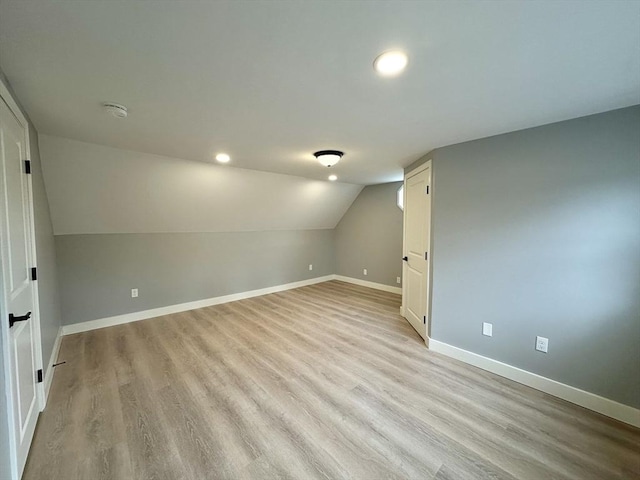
[31,267,37,281]
[423,316,426,325]
[426,185,429,194]
[425,251,428,261]
[37,369,43,383]
[24,160,31,174]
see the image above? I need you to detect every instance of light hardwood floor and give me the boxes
[24,281,639,479]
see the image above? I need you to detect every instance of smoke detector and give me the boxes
[103,102,128,118]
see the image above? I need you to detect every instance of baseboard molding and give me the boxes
[61,275,335,336]
[333,275,402,294]
[429,338,640,428]
[43,326,63,406]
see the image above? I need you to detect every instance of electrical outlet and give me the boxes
[363,269,367,276]
[396,276,401,284]
[536,336,549,353]
[482,322,493,337]
[309,264,313,271]
[131,288,138,298]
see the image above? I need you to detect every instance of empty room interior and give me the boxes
[0,1,639,479]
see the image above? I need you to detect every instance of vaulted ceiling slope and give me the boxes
[1,1,639,185]
[39,135,363,235]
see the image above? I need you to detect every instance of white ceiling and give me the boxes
[1,1,639,185]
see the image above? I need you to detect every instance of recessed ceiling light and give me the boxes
[373,50,408,77]
[328,175,337,182]
[215,153,231,163]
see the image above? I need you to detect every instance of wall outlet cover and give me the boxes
[482,322,493,337]
[536,336,549,353]
[131,288,138,298]
[396,276,401,284]
[363,269,367,276]
[308,264,313,271]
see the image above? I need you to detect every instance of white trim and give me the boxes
[429,338,640,428]
[0,80,28,128]
[332,275,402,294]
[23,110,45,414]
[404,159,431,178]
[43,326,63,405]
[62,275,334,335]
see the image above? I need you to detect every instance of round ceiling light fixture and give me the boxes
[215,153,231,163]
[314,150,343,168]
[373,50,408,76]
[103,102,128,118]
[328,174,337,182]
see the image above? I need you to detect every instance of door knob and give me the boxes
[402,256,408,261]
[9,311,31,328]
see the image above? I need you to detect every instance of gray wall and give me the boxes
[408,106,640,408]
[0,68,62,478]
[56,230,335,325]
[55,182,408,326]
[335,182,404,287]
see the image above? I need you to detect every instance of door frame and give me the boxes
[0,76,45,480]
[401,159,433,346]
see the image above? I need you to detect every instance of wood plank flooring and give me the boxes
[24,281,639,479]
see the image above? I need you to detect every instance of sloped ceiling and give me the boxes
[39,135,363,235]
[1,1,639,185]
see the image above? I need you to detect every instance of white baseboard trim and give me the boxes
[61,275,335,336]
[429,338,640,428]
[43,326,63,406]
[333,275,402,295]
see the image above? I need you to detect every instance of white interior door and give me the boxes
[402,163,431,340]
[0,94,41,479]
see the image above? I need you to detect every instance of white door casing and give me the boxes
[0,82,44,480]
[401,161,432,341]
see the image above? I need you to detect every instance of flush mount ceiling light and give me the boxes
[328,174,337,182]
[215,153,231,163]
[373,50,408,76]
[314,150,343,168]
[103,102,128,118]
